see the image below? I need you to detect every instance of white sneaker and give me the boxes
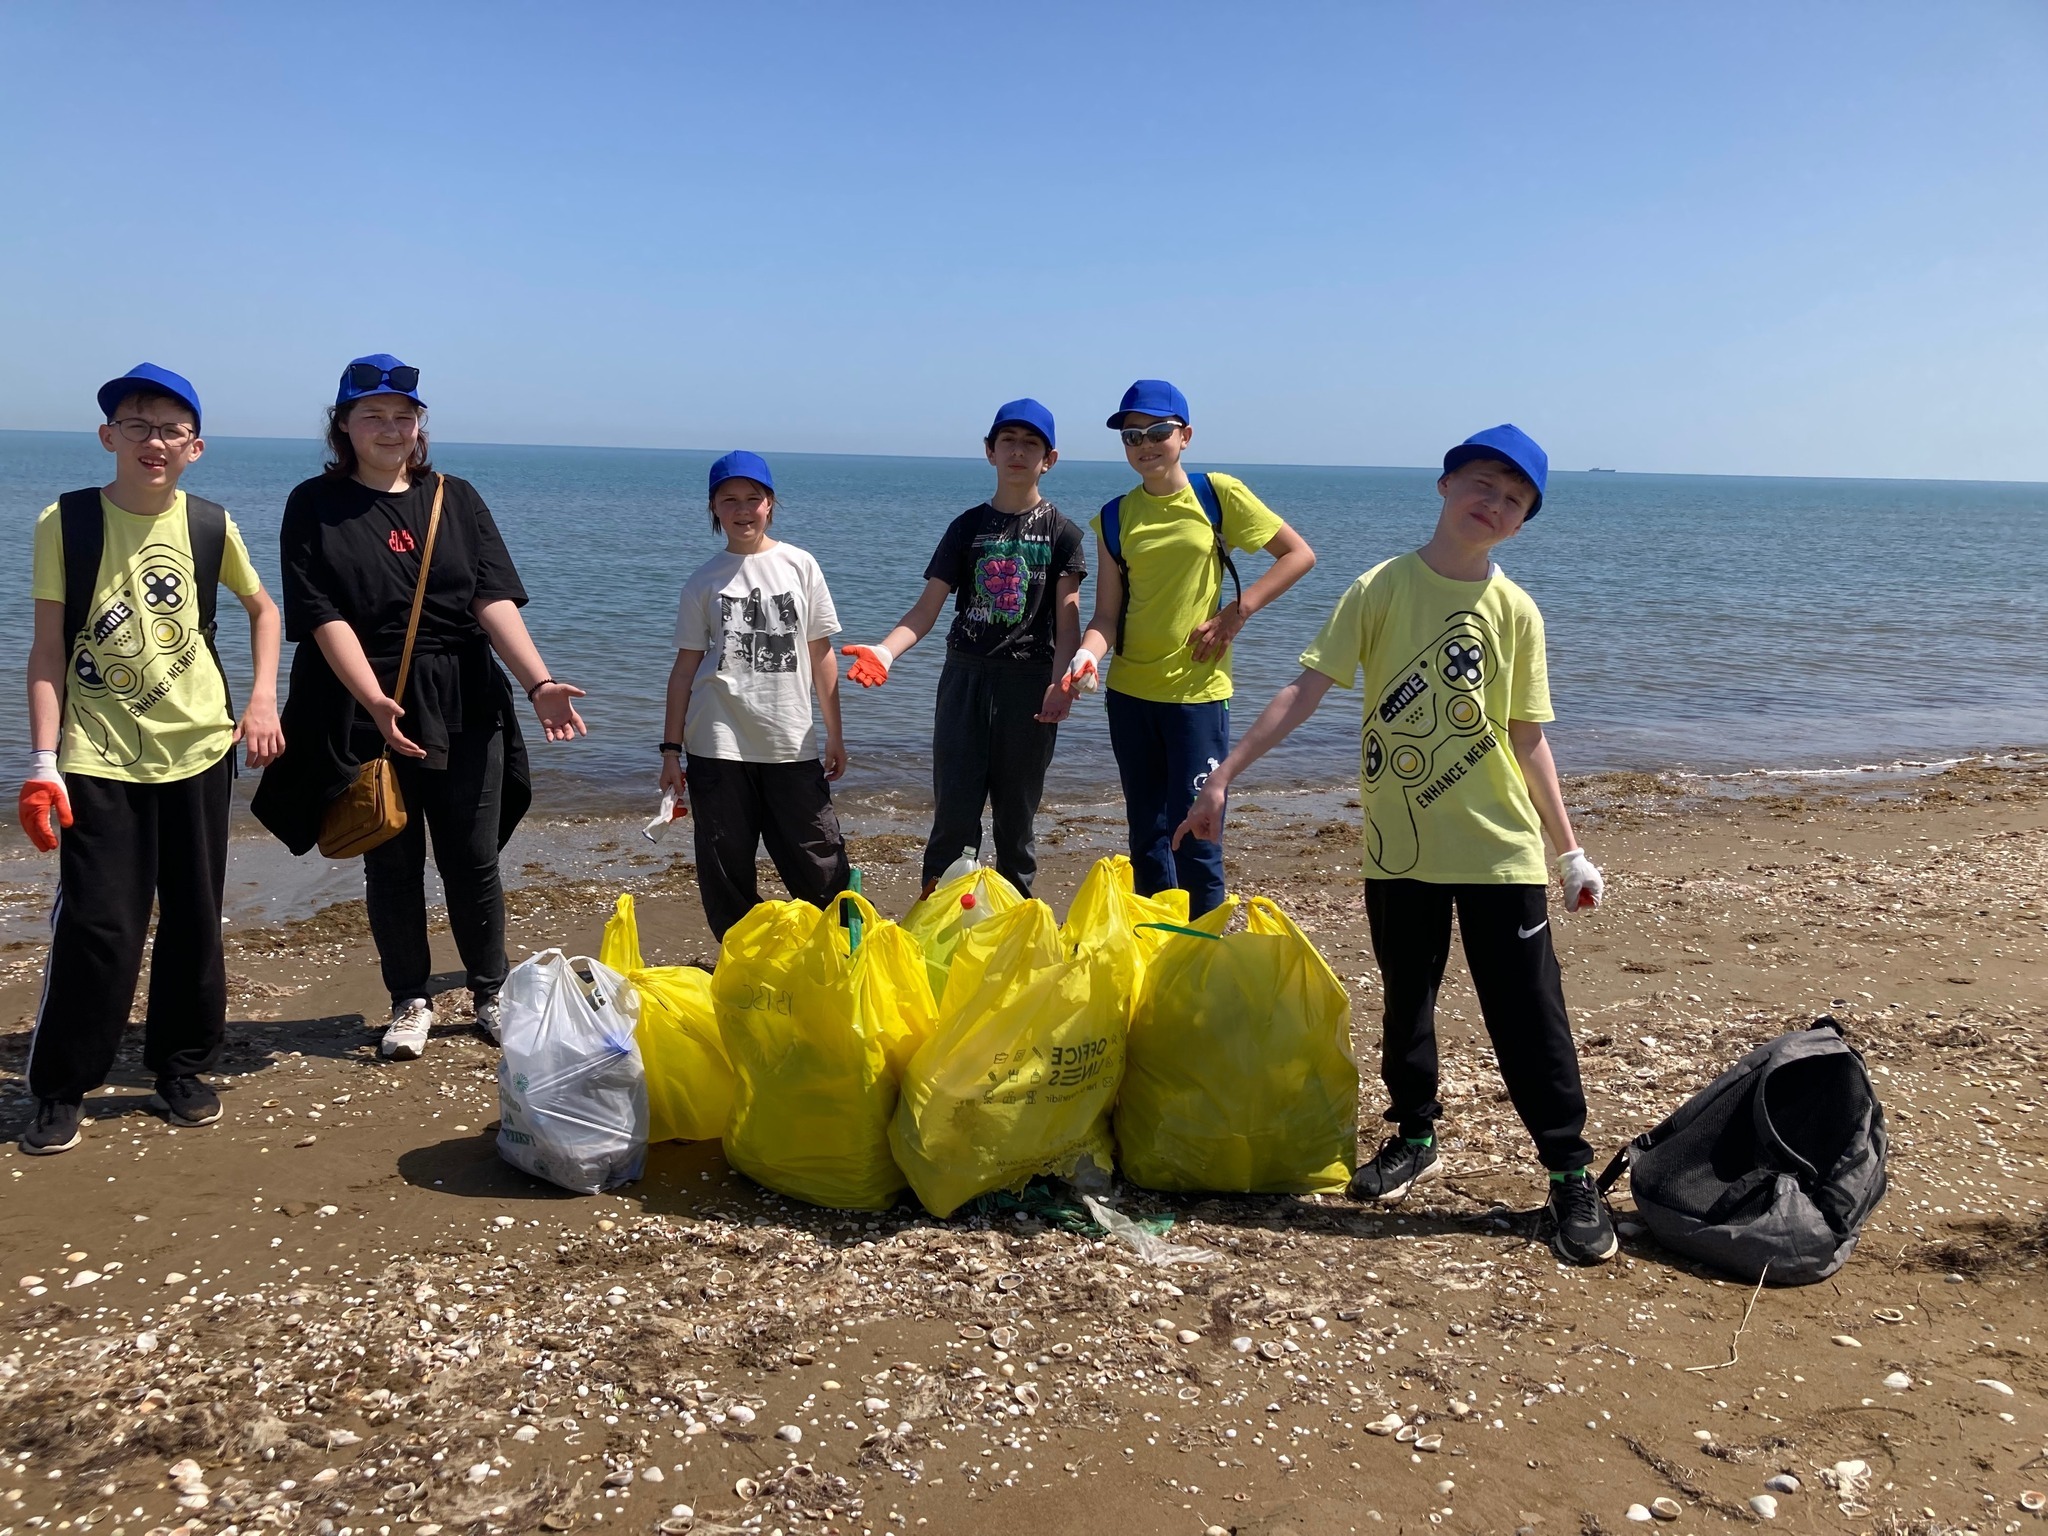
[473,995,502,1045]
[381,997,434,1060]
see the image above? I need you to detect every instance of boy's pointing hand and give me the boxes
[1172,781,1227,850]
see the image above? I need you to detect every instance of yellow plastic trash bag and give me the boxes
[902,865,1025,1008]
[715,891,935,1210]
[1116,895,1358,1194]
[889,900,1126,1218]
[597,893,733,1144]
[1059,854,1190,1001]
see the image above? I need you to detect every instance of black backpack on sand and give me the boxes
[1596,1019,1888,1285]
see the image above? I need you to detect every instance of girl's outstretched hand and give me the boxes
[532,680,588,742]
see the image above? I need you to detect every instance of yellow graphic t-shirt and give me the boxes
[31,492,263,783]
[1090,472,1282,704]
[1299,552,1554,885]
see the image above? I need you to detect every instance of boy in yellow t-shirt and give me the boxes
[1062,380,1316,914]
[1174,425,1619,1266]
[17,364,284,1157]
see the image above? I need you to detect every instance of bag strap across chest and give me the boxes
[388,474,447,713]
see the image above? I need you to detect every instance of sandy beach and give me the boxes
[2,755,2044,1536]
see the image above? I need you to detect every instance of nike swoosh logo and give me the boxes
[1517,921,1548,940]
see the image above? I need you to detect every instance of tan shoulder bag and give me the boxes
[318,474,445,860]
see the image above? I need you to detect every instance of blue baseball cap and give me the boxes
[336,353,426,408]
[1443,423,1548,517]
[97,363,201,431]
[1106,379,1189,430]
[988,398,1055,450]
[708,450,775,497]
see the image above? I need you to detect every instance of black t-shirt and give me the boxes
[923,502,1086,664]
[280,472,529,762]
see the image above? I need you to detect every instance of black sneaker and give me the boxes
[151,1076,223,1128]
[20,1098,84,1155]
[1348,1135,1441,1203]
[1546,1169,1619,1265]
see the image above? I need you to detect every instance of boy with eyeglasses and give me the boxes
[1172,425,1618,1265]
[1061,379,1316,915]
[841,399,1085,895]
[16,364,285,1156]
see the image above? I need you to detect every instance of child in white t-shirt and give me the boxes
[660,452,848,939]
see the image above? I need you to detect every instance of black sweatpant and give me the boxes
[922,651,1059,895]
[687,754,850,941]
[1364,878,1593,1172]
[28,755,233,1103]
[363,729,507,1007]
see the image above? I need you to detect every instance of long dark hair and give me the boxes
[324,400,434,480]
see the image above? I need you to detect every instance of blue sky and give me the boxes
[2,3,2043,479]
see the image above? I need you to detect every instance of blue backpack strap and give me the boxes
[1191,473,1244,615]
[1100,495,1132,655]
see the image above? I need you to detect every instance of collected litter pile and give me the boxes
[497,855,1363,1220]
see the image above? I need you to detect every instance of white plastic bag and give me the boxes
[497,950,649,1193]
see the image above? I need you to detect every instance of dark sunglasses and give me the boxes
[1119,421,1184,447]
[347,362,421,394]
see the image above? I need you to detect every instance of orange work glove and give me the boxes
[842,642,894,688]
[19,751,71,853]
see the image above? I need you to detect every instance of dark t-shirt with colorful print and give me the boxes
[924,501,1086,664]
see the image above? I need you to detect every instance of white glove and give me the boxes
[642,789,686,843]
[1062,645,1102,694]
[1556,848,1604,911]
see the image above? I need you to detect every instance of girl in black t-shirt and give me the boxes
[261,355,585,1061]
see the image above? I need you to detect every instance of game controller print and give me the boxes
[63,538,212,770]
[140,568,186,611]
[1361,615,1498,876]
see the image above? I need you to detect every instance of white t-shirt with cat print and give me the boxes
[673,542,841,762]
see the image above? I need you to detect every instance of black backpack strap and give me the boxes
[57,489,105,656]
[1589,1146,1638,1204]
[185,494,227,640]
[183,496,236,766]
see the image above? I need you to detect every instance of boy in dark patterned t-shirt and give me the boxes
[842,399,1085,895]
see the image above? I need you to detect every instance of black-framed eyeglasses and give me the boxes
[1119,421,1184,447]
[112,418,197,445]
[347,362,421,394]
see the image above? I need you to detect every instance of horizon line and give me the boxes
[1,426,2042,490]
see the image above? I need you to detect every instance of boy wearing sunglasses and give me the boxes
[1063,380,1316,915]
[17,364,285,1156]
[841,399,1085,896]
[1171,425,1617,1265]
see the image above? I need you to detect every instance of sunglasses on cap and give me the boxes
[1119,421,1184,447]
[347,362,421,394]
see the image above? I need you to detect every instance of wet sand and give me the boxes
[2,756,2045,1536]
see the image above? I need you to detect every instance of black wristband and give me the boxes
[525,676,557,700]
[659,742,683,755]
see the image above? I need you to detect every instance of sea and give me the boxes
[1,430,2043,929]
